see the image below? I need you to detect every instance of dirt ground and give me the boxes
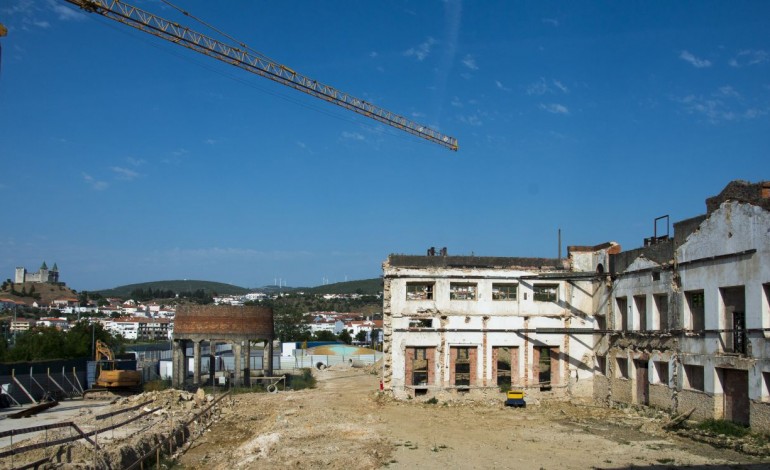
[176,366,770,470]
[3,366,770,469]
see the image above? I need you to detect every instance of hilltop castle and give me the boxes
[15,262,60,284]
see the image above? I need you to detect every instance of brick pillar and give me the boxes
[193,340,201,386]
[209,341,217,386]
[172,339,185,388]
[469,347,478,386]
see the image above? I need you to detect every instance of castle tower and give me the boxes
[15,267,26,284]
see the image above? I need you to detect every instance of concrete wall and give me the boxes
[677,389,716,421]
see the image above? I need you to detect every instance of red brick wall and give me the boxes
[449,346,477,386]
[404,347,435,386]
[175,305,273,336]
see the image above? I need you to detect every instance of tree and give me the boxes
[355,330,367,343]
[338,329,352,345]
[313,330,337,342]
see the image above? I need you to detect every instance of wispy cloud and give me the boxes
[527,78,569,96]
[83,173,108,191]
[495,80,511,92]
[126,157,146,166]
[542,18,559,27]
[461,54,478,70]
[203,138,217,145]
[458,113,483,126]
[1,0,35,16]
[404,37,438,61]
[539,103,570,115]
[172,148,189,157]
[341,131,365,141]
[450,96,463,108]
[48,0,85,21]
[369,51,378,58]
[729,49,768,67]
[679,50,712,68]
[111,166,140,181]
[674,86,766,123]
[32,20,50,28]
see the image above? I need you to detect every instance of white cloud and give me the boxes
[33,20,50,28]
[83,173,108,191]
[1,0,35,16]
[462,54,478,70]
[126,157,146,166]
[458,113,483,126]
[542,18,559,27]
[539,103,570,115]
[111,167,140,181]
[679,50,712,68]
[203,138,217,145]
[729,49,768,67]
[404,37,438,61]
[495,80,511,92]
[369,51,378,58]
[341,131,365,141]
[48,0,85,21]
[674,87,766,123]
[450,96,463,108]
[527,78,568,95]
[172,148,188,157]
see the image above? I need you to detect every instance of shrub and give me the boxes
[697,419,749,437]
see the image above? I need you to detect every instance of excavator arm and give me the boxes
[95,339,114,361]
[63,0,459,151]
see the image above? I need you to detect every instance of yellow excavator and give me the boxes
[92,339,142,390]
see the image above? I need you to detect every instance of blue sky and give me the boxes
[1,0,768,291]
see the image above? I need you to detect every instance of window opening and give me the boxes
[533,284,558,302]
[450,283,477,300]
[406,282,434,300]
[492,283,518,301]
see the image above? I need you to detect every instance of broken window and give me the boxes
[683,364,705,391]
[408,318,433,329]
[616,357,629,379]
[654,361,669,385]
[685,290,705,331]
[452,347,472,387]
[406,282,434,300]
[450,283,477,301]
[616,296,629,331]
[412,348,430,386]
[494,346,513,386]
[634,295,647,331]
[492,283,518,301]
[533,284,558,302]
[654,294,669,331]
[596,355,607,376]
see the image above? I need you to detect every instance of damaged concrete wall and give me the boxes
[382,259,597,401]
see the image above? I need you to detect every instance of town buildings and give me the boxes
[382,180,770,432]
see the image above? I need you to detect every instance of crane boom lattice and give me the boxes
[65,0,458,151]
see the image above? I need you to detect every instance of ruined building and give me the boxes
[595,180,770,431]
[382,180,770,431]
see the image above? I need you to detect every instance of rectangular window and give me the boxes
[492,283,518,301]
[412,348,429,386]
[406,282,434,300]
[634,295,647,331]
[654,294,669,331]
[684,364,705,391]
[408,318,433,328]
[616,296,629,331]
[654,361,669,385]
[596,355,607,376]
[494,346,513,386]
[616,357,629,379]
[533,284,558,302]
[685,290,705,331]
[450,283,477,301]
[453,347,472,387]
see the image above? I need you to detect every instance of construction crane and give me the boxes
[63,0,459,151]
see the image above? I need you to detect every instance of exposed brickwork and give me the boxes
[706,180,770,214]
[404,347,436,386]
[174,305,273,337]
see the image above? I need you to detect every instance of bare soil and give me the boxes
[176,366,770,469]
[4,366,770,469]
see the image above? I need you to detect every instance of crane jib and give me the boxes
[64,0,459,151]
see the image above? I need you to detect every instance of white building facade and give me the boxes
[382,252,608,401]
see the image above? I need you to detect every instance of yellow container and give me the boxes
[506,390,524,400]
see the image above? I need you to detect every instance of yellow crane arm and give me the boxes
[95,339,114,361]
[64,0,459,151]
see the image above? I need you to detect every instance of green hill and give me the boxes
[96,280,249,298]
[303,278,382,296]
